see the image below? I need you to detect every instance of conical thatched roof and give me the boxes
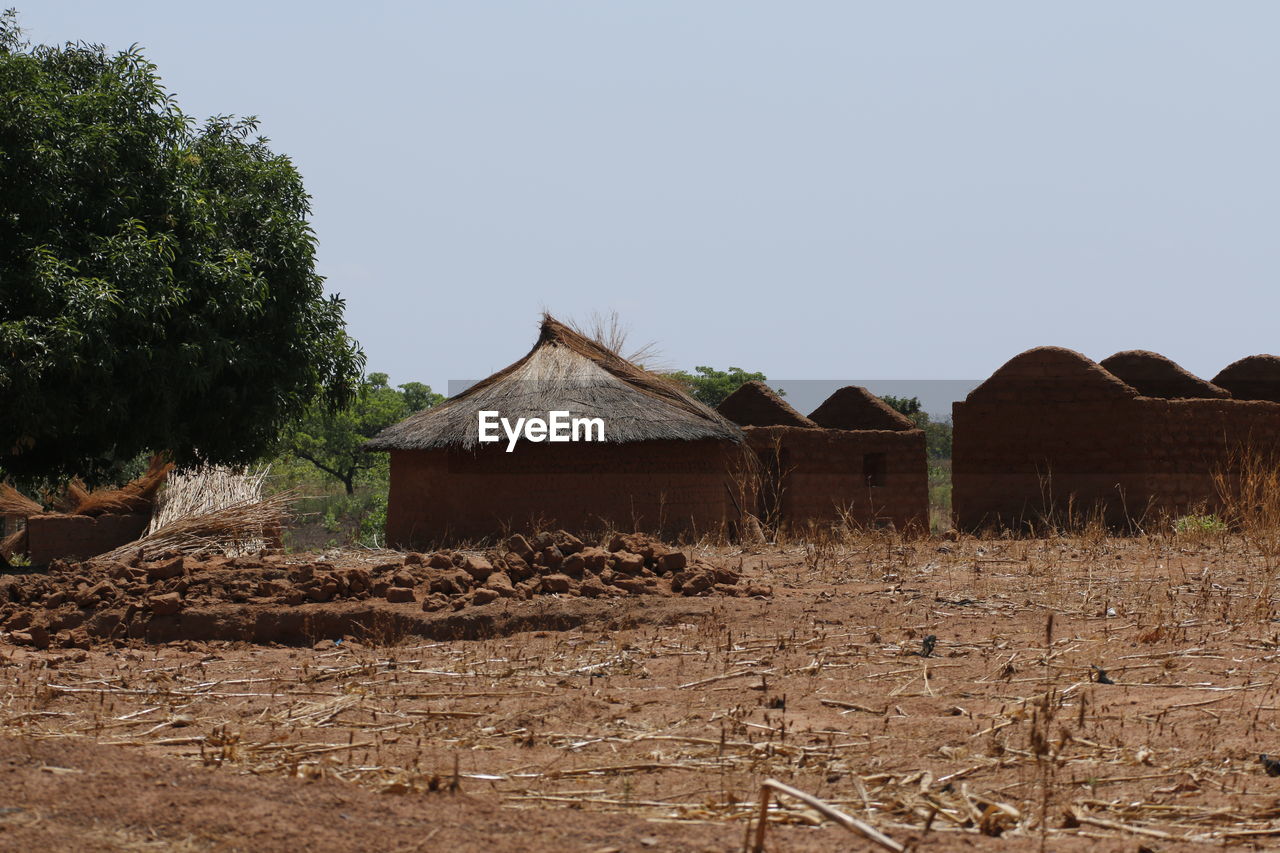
[808,386,916,431]
[716,381,817,428]
[1099,350,1229,399]
[366,315,744,451]
[1212,354,1280,403]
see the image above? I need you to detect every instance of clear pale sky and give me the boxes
[24,3,1280,413]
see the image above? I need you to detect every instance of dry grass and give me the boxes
[0,483,43,517]
[40,456,175,517]
[150,466,270,535]
[71,455,174,516]
[0,525,27,559]
[99,489,295,561]
[6,532,1280,848]
[1214,445,1280,567]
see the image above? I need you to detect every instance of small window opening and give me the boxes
[864,453,887,487]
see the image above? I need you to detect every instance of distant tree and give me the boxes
[0,13,362,481]
[923,420,953,460]
[286,374,440,494]
[880,395,923,418]
[669,366,776,408]
[879,395,952,460]
[397,381,444,413]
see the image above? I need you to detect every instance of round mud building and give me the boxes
[365,316,750,548]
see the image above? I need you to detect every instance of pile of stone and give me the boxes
[409,530,763,610]
[0,531,768,649]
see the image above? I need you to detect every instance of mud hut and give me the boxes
[366,316,749,547]
[716,381,816,428]
[1212,355,1280,403]
[1099,350,1229,399]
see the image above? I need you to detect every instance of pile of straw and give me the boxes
[101,488,295,562]
[92,465,289,561]
[0,484,42,517]
[53,455,174,516]
[148,466,270,535]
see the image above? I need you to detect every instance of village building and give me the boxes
[366,316,750,547]
[952,347,1280,530]
[716,382,928,532]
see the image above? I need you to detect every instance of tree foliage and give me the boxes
[669,366,775,408]
[286,373,442,494]
[880,395,952,460]
[0,13,363,480]
[880,395,922,418]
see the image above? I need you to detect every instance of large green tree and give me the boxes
[0,14,363,480]
[286,373,441,494]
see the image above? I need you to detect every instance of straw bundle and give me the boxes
[149,466,270,535]
[100,489,295,562]
[0,526,27,559]
[68,455,174,516]
[0,483,42,517]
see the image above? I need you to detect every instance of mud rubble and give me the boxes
[0,531,769,649]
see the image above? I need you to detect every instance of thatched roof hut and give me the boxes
[1099,350,1230,399]
[1212,355,1280,403]
[368,316,740,451]
[807,386,916,431]
[367,315,749,546]
[716,381,817,428]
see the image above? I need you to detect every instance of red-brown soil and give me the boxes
[5,533,1280,850]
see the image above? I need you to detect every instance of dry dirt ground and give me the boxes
[6,533,1280,851]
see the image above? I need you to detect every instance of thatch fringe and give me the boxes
[366,315,743,451]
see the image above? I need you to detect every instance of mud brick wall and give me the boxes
[954,382,1280,529]
[385,441,749,548]
[953,398,1147,528]
[26,513,150,565]
[1136,399,1280,513]
[743,426,928,532]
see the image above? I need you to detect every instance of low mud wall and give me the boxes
[743,426,927,532]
